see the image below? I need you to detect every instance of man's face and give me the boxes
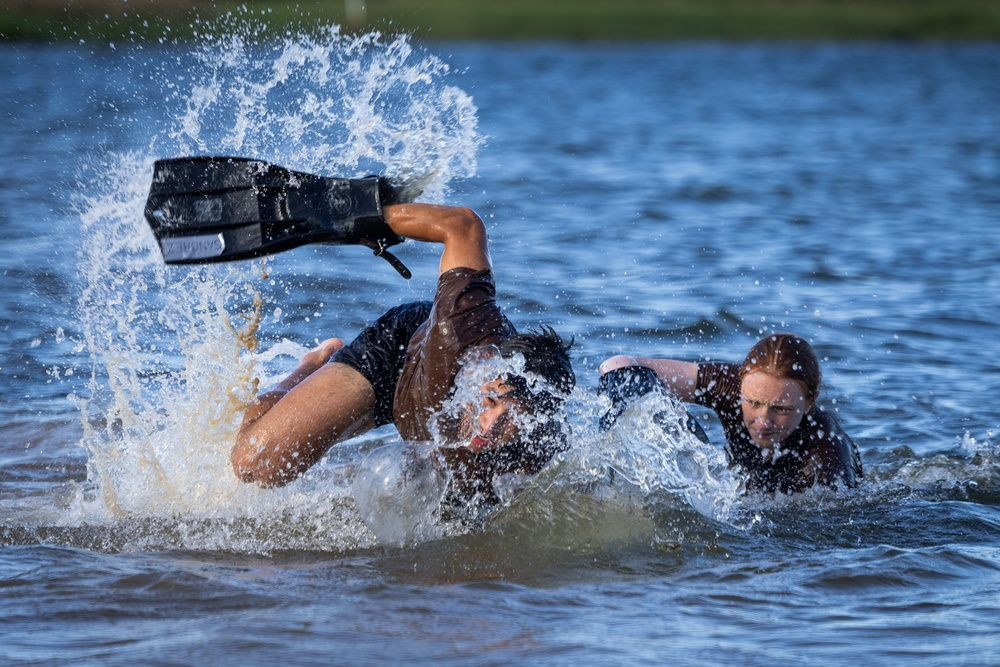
[460,377,530,453]
[740,371,812,454]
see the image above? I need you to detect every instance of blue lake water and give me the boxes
[2,27,1000,665]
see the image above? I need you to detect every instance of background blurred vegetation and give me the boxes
[2,0,999,42]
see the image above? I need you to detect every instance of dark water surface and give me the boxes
[2,33,1000,666]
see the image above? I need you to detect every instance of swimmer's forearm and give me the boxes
[384,204,491,274]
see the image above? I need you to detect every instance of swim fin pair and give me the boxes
[143,156,412,278]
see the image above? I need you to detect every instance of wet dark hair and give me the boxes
[443,327,575,497]
[496,325,575,413]
[739,333,822,400]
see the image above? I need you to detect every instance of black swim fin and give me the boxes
[143,156,412,278]
[598,365,710,444]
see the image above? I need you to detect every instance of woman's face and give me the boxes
[739,371,812,453]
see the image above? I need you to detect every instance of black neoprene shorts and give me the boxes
[330,301,432,427]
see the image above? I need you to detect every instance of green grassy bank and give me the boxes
[2,0,1000,42]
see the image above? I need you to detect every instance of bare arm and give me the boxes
[383,204,491,275]
[599,355,700,402]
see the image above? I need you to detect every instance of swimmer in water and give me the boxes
[231,203,574,504]
[600,333,862,494]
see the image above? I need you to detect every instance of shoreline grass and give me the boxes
[2,0,1000,43]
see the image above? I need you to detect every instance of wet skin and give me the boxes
[460,377,530,453]
[739,371,813,459]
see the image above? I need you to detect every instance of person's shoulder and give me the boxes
[694,361,741,400]
[697,361,739,376]
[804,407,861,475]
[809,407,850,437]
[435,266,495,300]
[438,266,493,287]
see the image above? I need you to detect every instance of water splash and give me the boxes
[876,431,1000,500]
[74,152,263,516]
[352,442,454,547]
[53,22,930,556]
[161,24,481,201]
[65,24,484,553]
[577,391,744,523]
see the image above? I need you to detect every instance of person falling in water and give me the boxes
[231,200,575,505]
[600,333,862,494]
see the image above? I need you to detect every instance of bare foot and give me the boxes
[302,337,345,368]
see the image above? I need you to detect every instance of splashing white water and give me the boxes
[69,25,484,552]
[74,151,264,516]
[66,23,754,554]
[580,391,743,524]
[164,25,481,201]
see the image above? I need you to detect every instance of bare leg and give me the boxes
[241,337,346,427]
[232,204,492,486]
[232,339,377,487]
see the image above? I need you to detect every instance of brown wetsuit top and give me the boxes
[694,362,863,493]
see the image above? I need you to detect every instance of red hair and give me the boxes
[739,333,822,400]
